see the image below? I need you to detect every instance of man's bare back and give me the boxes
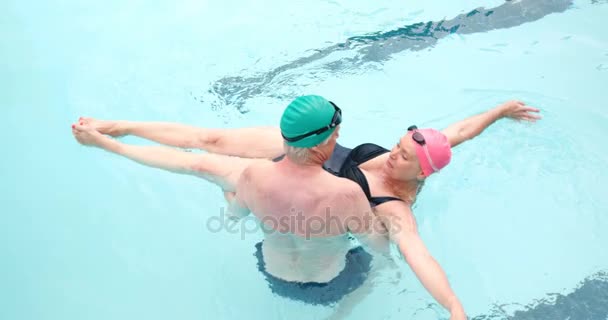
[235,158,378,283]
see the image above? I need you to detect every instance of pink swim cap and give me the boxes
[410,128,452,177]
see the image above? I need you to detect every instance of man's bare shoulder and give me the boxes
[240,159,273,180]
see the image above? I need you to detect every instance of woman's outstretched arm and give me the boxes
[376,201,467,320]
[80,117,284,159]
[441,100,541,148]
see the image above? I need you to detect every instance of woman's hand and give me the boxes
[449,302,467,320]
[498,100,542,122]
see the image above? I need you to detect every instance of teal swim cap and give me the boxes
[280,95,338,148]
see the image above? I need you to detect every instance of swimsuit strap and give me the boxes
[369,196,404,206]
[340,144,405,207]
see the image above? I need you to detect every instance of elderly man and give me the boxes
[225,96,393,305]
[72,95,391,306]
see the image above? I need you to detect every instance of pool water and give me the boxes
[2,0,608,319]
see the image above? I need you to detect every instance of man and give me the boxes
[225,95,390,305]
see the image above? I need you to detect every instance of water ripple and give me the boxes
[472,271,608,320]
[201,0,574,113]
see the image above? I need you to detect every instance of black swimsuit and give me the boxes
[325,143,403,207]
[274,143,404,207]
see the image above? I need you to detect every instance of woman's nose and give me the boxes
[389,148,397,159]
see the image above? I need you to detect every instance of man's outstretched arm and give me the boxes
[442,100,541,148]
[72,123,241,191]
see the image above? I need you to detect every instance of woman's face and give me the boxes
[384,133,424,181]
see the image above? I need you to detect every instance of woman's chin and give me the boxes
[382,163,393,175]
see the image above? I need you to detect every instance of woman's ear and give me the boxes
[416,171,427,182]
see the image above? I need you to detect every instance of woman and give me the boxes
[71,98,540,319]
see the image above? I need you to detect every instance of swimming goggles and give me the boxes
[407,125,439,173]
[282,102,342,142]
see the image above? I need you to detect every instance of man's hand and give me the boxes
[498,100,542,122]
[223,191,236,202]
[224,191,247,221]
[72,122,107,147]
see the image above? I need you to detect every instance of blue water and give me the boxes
[2,0,608,319]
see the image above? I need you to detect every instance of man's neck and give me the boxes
[277,157,324,172]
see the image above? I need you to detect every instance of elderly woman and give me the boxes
[72,97,539,319]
